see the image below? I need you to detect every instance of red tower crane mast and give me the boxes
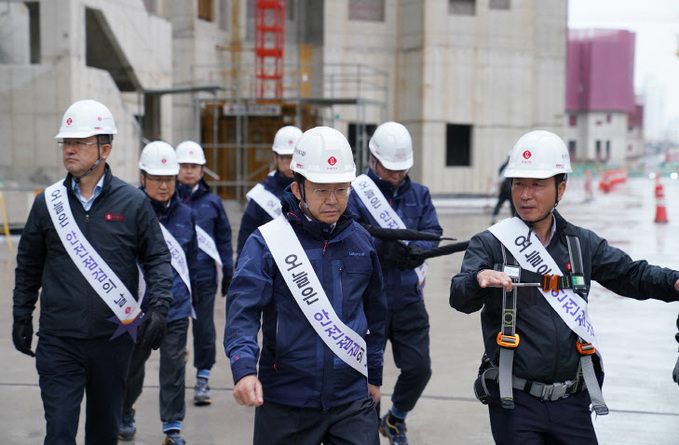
[255,0,285,99]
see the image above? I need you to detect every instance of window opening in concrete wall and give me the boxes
[449,0,475,15]
[568,140,576,159]
[198,0,214,21]
[349,0,385,22]
[605,140,610,161]
[489,0,510,10]
[27,2,40,64]
[569,115,577,127]
[595,140,601,161]
[446,124,472,166]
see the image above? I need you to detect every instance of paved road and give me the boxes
[2,176,679,444]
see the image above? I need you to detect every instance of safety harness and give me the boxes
[474,234,609,415]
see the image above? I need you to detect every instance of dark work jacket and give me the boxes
[147,192,199,323]
[225,191,387,410]
[450,211,679,384]
[347,168,442,311]
[13,165,173,339]
[236,171,293,256]
[177,179,233,283]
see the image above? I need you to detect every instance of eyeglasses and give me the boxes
[57,140,99,149]
[311,186,352,199]
[144,176,175,184]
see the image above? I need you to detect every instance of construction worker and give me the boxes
[236,125,303,256]
[119,142,199,445]
[491,154,515,224]
[347,121,442,445]
[175,140,234,406]
[450,130,679,445]
[12,99,173,445]
[224,126,387,445]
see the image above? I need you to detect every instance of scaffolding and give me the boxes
[255,0,285,99]
[191,61,388,200]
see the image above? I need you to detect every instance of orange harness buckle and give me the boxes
[576,341,596,355]
[542,274,560,292]
[497,332,520,348]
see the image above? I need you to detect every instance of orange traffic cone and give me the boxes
[654,177,668,223]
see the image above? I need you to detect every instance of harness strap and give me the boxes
[566,235,609,415]
[476,366,585,403]
[498,246,519,409]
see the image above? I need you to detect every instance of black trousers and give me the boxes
[123,318,189,429]
[253,397,379,445]
[35,332,134,445]
[487,382,598,445]
[191,280,218,372]
[385,300,432,414]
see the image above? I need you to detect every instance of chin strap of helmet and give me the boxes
[73,139,103,184]
[295,175,320,222]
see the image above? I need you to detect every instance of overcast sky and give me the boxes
[568,0,679,130]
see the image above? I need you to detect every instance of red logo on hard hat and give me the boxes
[288,139,294,145]
[66,118,72,126]
[328,156,337,166]
[97,116,102,121]
[161,158,167,164]
[522,150,532,159]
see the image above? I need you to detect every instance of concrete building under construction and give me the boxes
[0,0,567,215]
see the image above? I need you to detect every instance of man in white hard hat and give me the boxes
[12,100,173,445]
[174,140,234,406]
[347,121,442,445]
[236,125,303,256]
[119,141,199,445]
[224,126,387,445]
[450,130,679,444]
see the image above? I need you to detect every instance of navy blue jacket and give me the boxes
[225,192,387,410]
[146,191,199,323]
[13,166,173,339]
[236,171,293,256]
[347,169,442,311]
[177,179,233,283]
[450,211,679,384]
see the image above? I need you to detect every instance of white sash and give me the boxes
[352,174,427,284]
[259,216,368,377]
[488,217,598,348]
[196,225,222,267]
[246,183,282,219]
[44,181,140,323]
[159,223,192,297]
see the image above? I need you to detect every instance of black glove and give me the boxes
[12,316,35,357]
[399,244,426,270]
[221,276,232,297]
[137,304,168,350]
[381,239,409,269]
[673,356,679,384]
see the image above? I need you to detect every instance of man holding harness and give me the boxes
[12,99,173,445]
[450,130,679,444]
[224,126,387,445]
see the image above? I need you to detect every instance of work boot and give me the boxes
[162,432,186,445]
[118,408,136,441]
[379,411,408,445]
[194,377,212,406]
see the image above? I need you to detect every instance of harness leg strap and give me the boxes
[580,353,609,415]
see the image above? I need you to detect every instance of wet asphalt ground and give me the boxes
[2,175,679,444]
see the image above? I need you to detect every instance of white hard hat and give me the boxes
[504,130,572,179]
[139,141,180,175]
[273,125,303,155]
[55,99,118,139]
[290,127,356,183]
[369,121,414,170]
[176,141,206,165]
